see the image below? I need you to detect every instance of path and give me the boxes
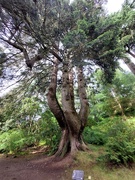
[0,154,71,180]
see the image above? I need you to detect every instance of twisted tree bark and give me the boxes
[47,58,89,157]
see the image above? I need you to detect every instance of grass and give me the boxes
[64,144,135,180]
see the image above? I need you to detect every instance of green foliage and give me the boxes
[101,119,135,166]
[111,70,135,116]
[0,96,18,131]
[113,70,135,97]
[0,92,61,155]
[0,107,61,155]
[20,97,41,117]
[38,111,61,155]
[83,117,121,146]
[85,69,135,164]
[83,127,107,145]
[0,95,42,132]
[0,129,37,154]
[88,70,135,121]
[84,116,135,166]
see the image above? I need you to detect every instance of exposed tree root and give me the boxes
[54,132,89,158]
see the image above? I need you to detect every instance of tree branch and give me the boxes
[49,49,63,62]
[0,38,24,52]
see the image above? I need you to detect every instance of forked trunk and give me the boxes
[46,59,66,130]
[77,66,89,131]
[60,62,89,156]
[47,59,89,157]
[61,62,81,155]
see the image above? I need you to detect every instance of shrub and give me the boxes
[83,127,107,145]
[103,120,135,166]
[0,132,9,153]
[0,111,61,155]
[0,130,24,153]
[0,129,39,154]
[38,112,61,154]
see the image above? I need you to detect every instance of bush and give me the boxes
[38,114,61,154]
[0,130,24,153]
[0,111,61,155]
[83,117,119,145]
[0,129,39,154]
[83,127,107,145]
[103,120,135,166]
[0,132,9,153]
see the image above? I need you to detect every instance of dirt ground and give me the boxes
[0,153,72,180]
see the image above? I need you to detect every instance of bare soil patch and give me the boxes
[0,153,72,180]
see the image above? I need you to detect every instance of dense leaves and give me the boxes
[0,0,124,81]
[88,70,135,120]
[104,119,135,166]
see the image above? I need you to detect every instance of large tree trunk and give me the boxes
[60,62,89,156]
[47,59,89,157]
[46,59,66,130]
[77,66,90,146]
[46,59,69,157]
[61,62,81,155]
[77,67,89,131]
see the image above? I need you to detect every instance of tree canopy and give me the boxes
[0,0,120,79]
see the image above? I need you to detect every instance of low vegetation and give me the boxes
[64,146,135,180]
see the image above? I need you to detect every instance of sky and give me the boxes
[105,0,125,13]
[69,0,125,13]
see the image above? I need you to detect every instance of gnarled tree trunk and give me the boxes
[47,58,89,157]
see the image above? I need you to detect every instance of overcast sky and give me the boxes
[70,0,125,13]
[106,0,125,13]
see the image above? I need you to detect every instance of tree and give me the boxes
[89,69,135,121]
[0,0,119,157]
[119,0,135,74]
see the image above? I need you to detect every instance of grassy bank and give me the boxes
[64,145,135,180]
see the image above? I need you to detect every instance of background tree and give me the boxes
[88,69,135,121]
[117,0,135,74]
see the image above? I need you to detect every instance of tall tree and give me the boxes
[119,0,135,74]
[0,0,119,157]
